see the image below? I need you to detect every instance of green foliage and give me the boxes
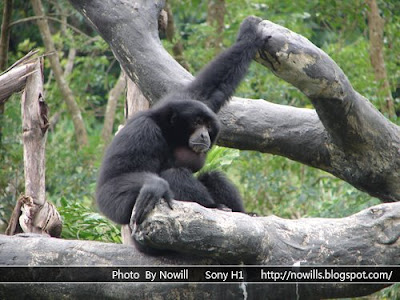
[227,152,380,218]
[0,96,24,231]
[199,146,240,173]
[59,196,121,243]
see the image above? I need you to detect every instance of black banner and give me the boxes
[0,266,398,283]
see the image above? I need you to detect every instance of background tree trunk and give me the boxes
[30,0,88,147]
[63,48,76,79]
[366,0,395,118]
[0,0,12,70]
[164,1,190,71]
[0,0,13,143]
[206,0,225,54]
[101,70,126,146]
[125,78,149,119]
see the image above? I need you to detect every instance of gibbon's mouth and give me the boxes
[189,142,210,153]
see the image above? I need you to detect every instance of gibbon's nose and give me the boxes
[200,131,210,145]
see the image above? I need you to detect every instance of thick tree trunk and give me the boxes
[30,0,88,146]
[20,59,47,208]
[252,20,400,201]
[134,201,400,266]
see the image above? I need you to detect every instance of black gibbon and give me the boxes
[97,16,269,225]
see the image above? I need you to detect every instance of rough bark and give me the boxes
[254,20,400,201]
[366,0,395,118]
[0,234,251,300]
[68,0,400,202]
[30,0,88,146]
[134,200,400,265]
[20,59,47,207]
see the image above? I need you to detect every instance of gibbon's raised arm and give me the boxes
[185,16,269,113]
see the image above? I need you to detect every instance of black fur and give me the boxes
[97,16,268,225]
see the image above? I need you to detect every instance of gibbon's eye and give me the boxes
[194,117,202,127]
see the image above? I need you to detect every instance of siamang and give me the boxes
[97,16,268,225]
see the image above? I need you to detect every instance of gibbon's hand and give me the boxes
[134,177,173,225]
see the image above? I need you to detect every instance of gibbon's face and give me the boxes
[166,99,221,152]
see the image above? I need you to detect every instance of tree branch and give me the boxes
[9,15,91,38]
[68,0,191,104]
[0,61,36,104]
[255,20,400,201]
[134,201,400,265]
[218,98,328,166]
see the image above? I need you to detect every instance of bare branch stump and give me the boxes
[6,58,62,237]
[0,50,38,103]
